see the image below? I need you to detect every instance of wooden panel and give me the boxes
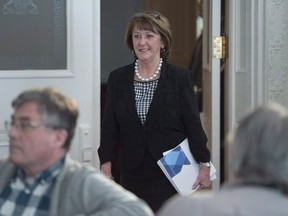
[144,0,197,68]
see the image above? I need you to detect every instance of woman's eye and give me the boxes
[134,35,141,38]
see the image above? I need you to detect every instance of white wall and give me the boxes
[265,0,288,106]
[228,0,288,132]
[225,0,288,180]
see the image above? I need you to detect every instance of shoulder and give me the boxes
[162,61,191,80]
[57,158,110,197]
[161,62,193,89]
[164,61,190,74]
[54,160,154,215]
[61,157,101,180]
[157,192,215,216]
[109,63,134,78]
[60,157,125,190]
[158,185,288,216]
[106,63,135,87]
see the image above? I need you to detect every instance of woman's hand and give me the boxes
[100,161,114,180]
[192,165,211,190]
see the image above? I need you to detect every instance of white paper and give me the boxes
[157,138,217,196]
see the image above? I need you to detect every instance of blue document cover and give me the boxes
[159,145,191,178]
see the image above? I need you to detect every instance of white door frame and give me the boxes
[202,0,221,191]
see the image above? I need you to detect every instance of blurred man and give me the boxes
[0,88,153,216]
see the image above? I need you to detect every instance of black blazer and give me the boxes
[98,60,210,171]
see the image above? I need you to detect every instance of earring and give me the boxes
[160,48,166,58]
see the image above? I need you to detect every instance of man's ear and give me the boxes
[54,129,68,148]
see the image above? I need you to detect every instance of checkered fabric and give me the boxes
[0,158,64,216]
[134,80,158,125]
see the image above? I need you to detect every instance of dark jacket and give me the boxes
[98,60,210,171]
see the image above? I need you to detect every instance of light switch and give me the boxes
[79,125,92,163]
[83,147,93,162]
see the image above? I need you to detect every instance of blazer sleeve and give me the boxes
[98,71,119,165]
[179,70,210,162]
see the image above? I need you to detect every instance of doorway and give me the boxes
[100,0,227,185]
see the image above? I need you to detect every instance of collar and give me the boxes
[15,156,65,185]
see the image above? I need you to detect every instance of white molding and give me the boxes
[92,0,101,168]
[228,0,237,131]
[0,69,74,79]
[253,0,265,105]
[235,69,247,73]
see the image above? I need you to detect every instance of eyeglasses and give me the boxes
[4,120,43,133]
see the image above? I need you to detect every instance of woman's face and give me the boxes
[132,26,164,63]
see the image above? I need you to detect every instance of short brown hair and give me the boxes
[125,11,172,59]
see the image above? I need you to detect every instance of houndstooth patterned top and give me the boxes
[134,79,158,125]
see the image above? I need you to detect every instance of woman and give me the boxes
[98,11,211,212]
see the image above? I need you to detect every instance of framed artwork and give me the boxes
[0,0,67,70]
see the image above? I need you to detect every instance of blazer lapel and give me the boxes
[146,61,170,122]
[123,64,143,125]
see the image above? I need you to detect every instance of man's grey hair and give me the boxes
[12,88,79,150]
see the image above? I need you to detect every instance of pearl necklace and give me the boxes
[135,58,163,81]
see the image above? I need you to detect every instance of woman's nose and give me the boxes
[139,37,147,45]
